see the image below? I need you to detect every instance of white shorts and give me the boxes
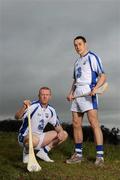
[71,85,98,113]
[18,132,45,148]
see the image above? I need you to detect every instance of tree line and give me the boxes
[0,119,120,145]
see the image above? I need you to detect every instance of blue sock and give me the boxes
[44,146,51,154]
[75,143,82,157]
[96,145,104,158]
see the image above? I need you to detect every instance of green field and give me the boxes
[0,132,120,180]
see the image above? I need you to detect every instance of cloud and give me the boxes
[0,0,120,128]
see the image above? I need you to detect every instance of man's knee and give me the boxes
[62,131,68,141]
[90,120,100,130]
[87,110,100,129]
[73,118,81,128]
[58,130,68,145]
[52,130,58,139]
[72,112,83,128]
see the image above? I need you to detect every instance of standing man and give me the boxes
[66,36,106,166]
[15,87,68,163]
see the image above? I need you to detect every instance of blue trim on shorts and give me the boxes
[18,133,24,144]
[19,116,28,135]
[89,85,98,110]
[91,95,98,109]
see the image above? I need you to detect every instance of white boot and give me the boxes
[36,148,54,162]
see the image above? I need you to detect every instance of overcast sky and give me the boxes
[0,0,120,129]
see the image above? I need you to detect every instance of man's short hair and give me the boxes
[39,87,51,94]
[74,36,87,43]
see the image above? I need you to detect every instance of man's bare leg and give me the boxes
[66,112,84,164]
[87,109,104,166]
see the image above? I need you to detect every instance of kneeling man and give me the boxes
[15,87,68,163]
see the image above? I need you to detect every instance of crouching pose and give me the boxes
[15,87,68,163]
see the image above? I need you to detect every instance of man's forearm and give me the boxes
[95,73,106,89]
[15,100,31,120]
[15,105,27,120]
[90,73,107,96]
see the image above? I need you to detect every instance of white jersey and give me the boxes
[18,100,60,142]
[73,51,105,88]
[71,51,105,113]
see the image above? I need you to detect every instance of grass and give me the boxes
[0,132,120,180]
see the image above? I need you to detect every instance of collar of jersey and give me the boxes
[80,51,90,58]
[39,100,48,109]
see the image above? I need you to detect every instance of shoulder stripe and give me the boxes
[48,104,55,109]
[31,100,39,105]
[88,56,92,70]
[89,52,104,73]
[49,108,54,118]
[31,105,39,118]
[88,56,98,86]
